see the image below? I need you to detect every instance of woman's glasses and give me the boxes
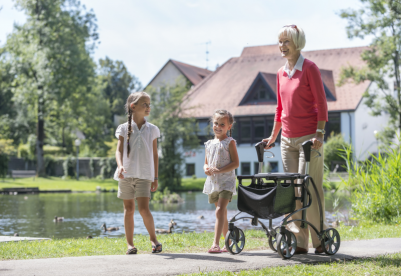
[283,25,299,32]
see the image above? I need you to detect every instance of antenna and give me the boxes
[205,41,211,69]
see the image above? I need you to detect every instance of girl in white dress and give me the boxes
[203,110,239,253]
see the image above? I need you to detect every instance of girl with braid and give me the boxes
[114,91,162,255]
[203,109,239,253]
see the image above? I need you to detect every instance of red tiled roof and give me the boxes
[184,45,370,118]
[170,60,212,86]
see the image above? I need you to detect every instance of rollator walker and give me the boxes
[225,140,341,259]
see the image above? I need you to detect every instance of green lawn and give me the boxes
[1,224,401,261]
[0,177,118,191]
[0,177,207,192]
[184,253,401,275]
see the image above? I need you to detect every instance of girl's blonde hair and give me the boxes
[125,91,150,157]
[211,109,235,137]
[277,25,306,51]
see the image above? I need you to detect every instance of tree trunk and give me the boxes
[393,50,401,134]
[36,93,45,176]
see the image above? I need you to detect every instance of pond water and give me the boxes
[0,191,350,239]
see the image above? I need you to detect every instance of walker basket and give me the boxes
[237,173,299,219]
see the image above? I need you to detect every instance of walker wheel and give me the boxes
[268,235,278,252]
[321,228,341,255]
[276,230,297,259]
[225,227,245,255]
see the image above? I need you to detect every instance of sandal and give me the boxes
[208,245,222,253]
[152,243,162,253]
[221,246,228,253]
[126,247,137,255]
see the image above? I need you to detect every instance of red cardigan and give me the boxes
[274,59,328,138]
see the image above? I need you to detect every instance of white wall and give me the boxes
[147,61,186,88]
[354,95,390,160]
[184,143,283,179]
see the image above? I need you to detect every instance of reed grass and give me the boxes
[340,137,401,224]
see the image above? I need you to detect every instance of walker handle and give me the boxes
[255,141,275,162]
[301,140,313,162]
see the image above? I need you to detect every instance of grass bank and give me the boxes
[0,177,206,192]
[1,224,401,261]
[184,252,401,275]
[0,177,118,192]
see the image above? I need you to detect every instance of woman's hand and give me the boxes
[311,133,324,149]
[117,166,127,179]
[151,180,158,192]
[262,136,276,149]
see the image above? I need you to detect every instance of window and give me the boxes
[239,118,251,144]
[269,162,278,172]
[186,164,195,176]
[250,81,271,102]
[254,162,260,174]
[325,113,341,141]
[197,119,212,144]
[253,118,265,142]
[241,162,251,175]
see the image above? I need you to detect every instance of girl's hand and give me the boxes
[204,165,212,176]
[262,136,276,149]
[209,167,221,174]
[117,166,127,179]
[311,133,324,149]
[151,180,158,192]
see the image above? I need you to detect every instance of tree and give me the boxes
[147,81,200,190]
[98,57,142,123]
[3,0,101,175]
[339,0,401,143]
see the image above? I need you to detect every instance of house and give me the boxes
[113,60,213,127]
[179,45,390,178]
[145,59,213,89]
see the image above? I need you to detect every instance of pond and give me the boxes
[0,191,350,239]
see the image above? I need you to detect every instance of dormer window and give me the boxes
[240,72,277,105]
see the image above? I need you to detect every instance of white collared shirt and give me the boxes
[284,54,305,79]
[113,120,160,182]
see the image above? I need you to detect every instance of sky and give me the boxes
[0,0,370,86]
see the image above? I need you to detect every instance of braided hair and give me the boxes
[211,109,235,137]
[124,91,150,157]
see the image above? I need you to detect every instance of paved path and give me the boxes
[0,236,51,243]
[1,238,400,276]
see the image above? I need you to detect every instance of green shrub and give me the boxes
[341,138,401,224]
[324,132,351,169]
[151,187,184,203]
[98,157,116,179]
[63,156,76,178]
[43,145,67,156]
[0,138,16,179]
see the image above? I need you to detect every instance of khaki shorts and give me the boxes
[117,178,152,200]
[208,190,233,204]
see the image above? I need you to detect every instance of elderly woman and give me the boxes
[263,25,329,254]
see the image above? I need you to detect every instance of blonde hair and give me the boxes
[278,25,306,51]
[125,91,150,157]
[211,109,235,137]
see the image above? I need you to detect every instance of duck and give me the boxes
[53,216,64,222]
[332,220,341,228]
[100,223,119,231]
[170,219,177,226]
[86,235,93,239]
[155,224,174,234]
[198,215,204,219]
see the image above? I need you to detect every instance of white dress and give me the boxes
[203,137,237,195]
